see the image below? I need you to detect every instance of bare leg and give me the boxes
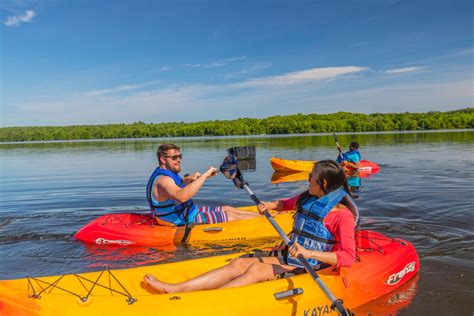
[223,206,261,221]
[144,257,263,294]
[221,259,296,289]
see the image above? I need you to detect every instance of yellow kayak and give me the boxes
[0,230,419,315]
[271,157,380,174]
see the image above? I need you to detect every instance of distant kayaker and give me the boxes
[144,160,358,293]
[146,143,261,227]
[336,141,361,170]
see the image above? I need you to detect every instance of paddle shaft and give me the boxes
[333,133,344,161]
[241,184,349,316]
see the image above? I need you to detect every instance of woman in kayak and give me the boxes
[144,160,358,293]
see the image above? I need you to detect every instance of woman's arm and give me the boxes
[288,244,338,265]
[257,194,300,214]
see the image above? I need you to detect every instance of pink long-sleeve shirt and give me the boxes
[281,195,356,267]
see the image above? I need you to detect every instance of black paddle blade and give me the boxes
[227,146,256,160]
[220,156,238,180]
[231,168,248,189]
[220,146,256,182]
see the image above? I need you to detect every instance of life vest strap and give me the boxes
[296,208,324,222]
[292,229,337,244]
[153,209,181,217]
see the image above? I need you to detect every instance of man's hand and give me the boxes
[203,166,218,179]
[183,172,202,184]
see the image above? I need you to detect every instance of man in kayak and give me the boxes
[146,144,261,227]
[144,160,358,293]
[336,141,361,170]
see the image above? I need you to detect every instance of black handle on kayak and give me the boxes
[229,167,351,316]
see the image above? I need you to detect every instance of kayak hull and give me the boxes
[0,230,419,315]
[75,206,294,246]
[271,157,380,174]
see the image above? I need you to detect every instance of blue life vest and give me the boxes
[336,150,361,163]
[286,187,359,269]
[146,167,198,226]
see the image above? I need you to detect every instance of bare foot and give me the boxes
[143,274,172,294]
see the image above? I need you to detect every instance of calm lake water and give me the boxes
[1,131,473,315]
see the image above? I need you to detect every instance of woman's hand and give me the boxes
[257,201,280,214]
[288,242,310,258]
[257,201,271,214]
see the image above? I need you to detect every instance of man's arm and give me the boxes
[183,172,202,185]
[156,167,216,203]
[342,160,360,169]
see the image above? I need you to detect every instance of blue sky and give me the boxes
[1,0,473,127]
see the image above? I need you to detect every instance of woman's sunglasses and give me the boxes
[164,154,183,161]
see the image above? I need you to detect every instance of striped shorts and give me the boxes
[194,206,228,224]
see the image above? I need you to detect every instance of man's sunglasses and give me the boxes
[164,154,182,161]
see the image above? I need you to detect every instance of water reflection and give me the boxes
[353,275,419,315]
[0,130,473,314]
[271,169,366,195]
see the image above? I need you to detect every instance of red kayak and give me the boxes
[74,207,294,246]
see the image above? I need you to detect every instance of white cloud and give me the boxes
[160,65,172,71]
[84,81,161,97]
[385,66,425,74]
[235,66,368,88]
[4,66,471,127]
[185,56,247,69]
[4,10,36,27]
[217,63,273,79]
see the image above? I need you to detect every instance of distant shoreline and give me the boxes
[0,128,472,146]
[1,108,472,143]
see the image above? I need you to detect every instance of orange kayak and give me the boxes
[271,157,380,173]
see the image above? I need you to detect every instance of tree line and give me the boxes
[1,108,472,142]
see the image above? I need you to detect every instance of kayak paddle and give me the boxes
[220,152,352,316]
[333,133,344,161]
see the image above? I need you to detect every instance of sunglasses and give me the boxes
[164,154,182,161]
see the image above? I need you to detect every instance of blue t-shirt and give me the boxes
[347,176,361,188]
[336,149,361,163]
[345,151,361,163]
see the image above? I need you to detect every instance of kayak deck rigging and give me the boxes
[27,268,137,304]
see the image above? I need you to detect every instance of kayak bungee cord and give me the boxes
[356,234,407,253]
[27,268,137,304]
[220,151,353,316]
